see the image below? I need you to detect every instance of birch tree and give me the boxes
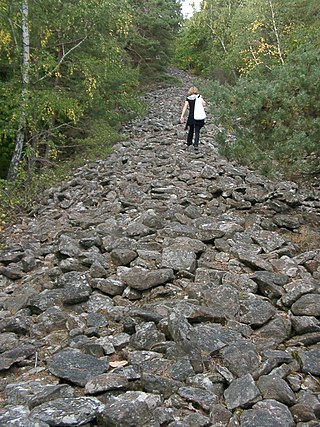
[268,0,285,65]
[7,0,29,181]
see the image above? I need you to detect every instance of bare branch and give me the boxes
[36,35,88,82]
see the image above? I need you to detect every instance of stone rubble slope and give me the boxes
[0,67,320,427]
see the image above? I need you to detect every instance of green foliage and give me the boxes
[0,0,182,180]
[174,13,210,75]
[127,0,182,81]
[208,44,320,178]
[0,0,142,178]
[175,0,320,180]
[175,0,320,79]
[0,115,131,227]
[0,81,18,178]
[1,0,182,225]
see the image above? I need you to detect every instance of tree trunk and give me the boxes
[268,0,285,65]
[7,0,29,181]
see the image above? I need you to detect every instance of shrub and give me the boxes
[208,44,320,180]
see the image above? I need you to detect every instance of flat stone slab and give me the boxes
[47,349,109,386]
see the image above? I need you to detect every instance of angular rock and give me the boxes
[110,248,137,266]
[0,345,37,371]
[30,397,103,426]
[60,272,92,305]
[291,294,320,316]
[85,372,129,395]
[177,386,218,411]
[239,399,295,427]
[97,391,162,427]
[90,277,125,296]
[47,348,109,386]
[0,405,50,427]
[141,373,182,398]
[221,340,260,377]
[224,373,261,410]
[130,322,166,350]
[298,348,320,376]
[257,374,296,406]
[239,295,276,327]
[120,266,174,290]
[161,247,196,272]
[5,381,75,409]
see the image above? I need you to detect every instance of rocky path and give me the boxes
[0,68,320,427]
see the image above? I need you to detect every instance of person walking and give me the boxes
[180,86,206,150]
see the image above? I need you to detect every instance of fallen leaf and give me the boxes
[109,360,128,368]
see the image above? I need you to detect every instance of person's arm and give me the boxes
[180,100,188,123]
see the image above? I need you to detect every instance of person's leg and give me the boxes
[194,124,201,148]
[187,125,194,146]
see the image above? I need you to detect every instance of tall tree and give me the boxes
[1,0,140,180]
[126,0,182,79]
[7,0,29,180]
[176,0,318,78]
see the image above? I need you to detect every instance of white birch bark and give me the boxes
[268,0,285,65]
[7,0,29,181]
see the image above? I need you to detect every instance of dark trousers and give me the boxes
[187,124,202,147]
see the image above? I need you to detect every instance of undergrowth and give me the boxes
[0,122,128,233]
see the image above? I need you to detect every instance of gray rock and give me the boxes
[251,271,288,300]
[28,289,64,313]
[0,344,36,371]
[97,391,161,427]
[221,340,260,377]
[224,373,261,410]
[199,283,240,319]
[58,235,82,258]
[35,306,68,333]
[0,332,19,352]
[60,272,92,305]
[251,229,287,253]
[240,399,295,426]
[161,247,197,272]
[141,373,182,398]
[291,294,320,316]
[298,348,320,376]
[86,291,114,313]
[110,248,137,266]
[290,315,320,335]
[90,277,125,296]
[47,348,109,386]
[210,403,232,425]
[130,321,166,350]
[0,314,31,335]
[177,385,218,411]
[30,397,103,426]
[168,358,195,382]
[252,315,291,349]
[120,266,174,290]
[257,374,296,406]
[85,372,129,394]
[239,295,276,327]
[5,381,75,408]
[0,405,50,427]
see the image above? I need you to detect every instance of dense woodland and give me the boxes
[176,0,320,179]
[0,0,319,225]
